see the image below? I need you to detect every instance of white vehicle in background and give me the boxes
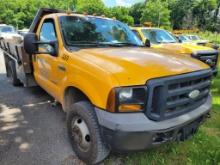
[183,34,209,45]
[18,29,29,37]
[0,24,15,33]
[0,24,23,43]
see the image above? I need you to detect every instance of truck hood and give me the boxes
[152,43,213,54]
[76,47,209,86]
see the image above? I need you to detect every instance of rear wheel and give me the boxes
[3,53,10,77]
[8,61,21,86]
[67,101,110,164]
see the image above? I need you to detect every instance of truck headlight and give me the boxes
[107,86,147,113]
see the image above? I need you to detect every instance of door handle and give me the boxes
[58,65,66,71]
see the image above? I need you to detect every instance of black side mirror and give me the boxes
[177,38,182,43]
[212,44,219,50]
[145,39,151,47]
[24,33,58,56]
[24,33,38,54]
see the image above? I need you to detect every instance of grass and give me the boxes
[199,31,220,46]
[105,70,220,165]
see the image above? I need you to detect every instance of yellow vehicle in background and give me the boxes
[131,27,219,75]
[176,34,219,50]
[178,34,208,45]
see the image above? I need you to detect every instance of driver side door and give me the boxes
[33,18,59,99]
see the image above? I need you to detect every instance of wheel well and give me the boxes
[63,86,90,112]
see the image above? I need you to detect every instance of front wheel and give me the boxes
[67,101,110,164]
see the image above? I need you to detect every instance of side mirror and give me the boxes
[24,33,38,54]
[144,39,151,47]
[24,33,58,56]
[177,38,182,43]
[212,44,219,50]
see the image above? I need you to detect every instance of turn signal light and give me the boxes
[118,104,142,112]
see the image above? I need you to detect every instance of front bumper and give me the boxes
[95,95,212,152]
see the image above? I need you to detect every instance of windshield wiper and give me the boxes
[157,41,176,44]
[111,42,142,47]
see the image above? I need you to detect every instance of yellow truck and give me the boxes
[0,8,213,164]
[131,27,219,75]
[176,34,219,50]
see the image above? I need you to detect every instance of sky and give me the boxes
[102,0,145,7]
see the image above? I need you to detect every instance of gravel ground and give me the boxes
[0,51,84,165]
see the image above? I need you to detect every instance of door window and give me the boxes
[40,19,57,41]
[39,19,57,53]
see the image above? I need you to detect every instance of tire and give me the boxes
[8,61,21,86]
[3,54,10,77]
[67,101,110,164]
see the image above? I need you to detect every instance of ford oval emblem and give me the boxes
[189,90,200,99]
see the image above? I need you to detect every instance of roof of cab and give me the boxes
[45,12,115,21]
[29,8,115,32]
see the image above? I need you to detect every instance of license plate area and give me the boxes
[180,120,200,141]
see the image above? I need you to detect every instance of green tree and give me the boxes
[0,0,107,28]
[140,0,171,28]
[107,7,134,25]
[129,2,145,25]
[169,0,197,29]
[76,0,107,15]
[193,0,217,30]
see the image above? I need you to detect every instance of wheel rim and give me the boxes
[71,116,91,152]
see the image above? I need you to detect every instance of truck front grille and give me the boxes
[192,51,219,70]
[146,69,212,121]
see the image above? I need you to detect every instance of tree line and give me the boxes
[0,0,219,32]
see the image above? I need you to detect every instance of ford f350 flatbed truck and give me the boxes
[0,8,213,164]
[131,27,219,76]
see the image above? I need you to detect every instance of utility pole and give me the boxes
[158,12,161,27]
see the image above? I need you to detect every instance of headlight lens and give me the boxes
[119,88,133,102]
[107,86,147,113]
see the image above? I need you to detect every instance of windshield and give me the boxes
[59,16,143,46]
[189,35,200,40]
[141,29,177,44]
[0,26,15,33]
[179,35,191,41]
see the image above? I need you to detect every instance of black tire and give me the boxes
[67,101,110,164]
[8,61,21,86]
[3,53,10,77]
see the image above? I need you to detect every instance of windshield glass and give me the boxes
[141,29,177,44]
[0,26,15,33]
[189,35,200,40]
[59,16,143,46]
[179,35,191,42]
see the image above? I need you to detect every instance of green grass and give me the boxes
[105,71,220,165]
[199,31,220,46]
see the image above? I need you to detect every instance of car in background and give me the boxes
[0,24,16,33]
[185,34,209,45]
[176,35,193,43]
[0,24,23,43]
[131,27,219,75]
[177,34,219,50]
